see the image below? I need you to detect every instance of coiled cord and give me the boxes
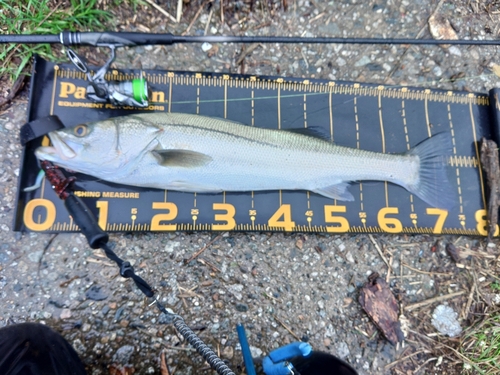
[172,314,235,375]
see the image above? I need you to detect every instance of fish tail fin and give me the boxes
[405,132,456,210]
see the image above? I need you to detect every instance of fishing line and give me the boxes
[152,71,495,107]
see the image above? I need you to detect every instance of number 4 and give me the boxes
[268,204,296,231]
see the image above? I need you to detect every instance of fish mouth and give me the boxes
[34,132,76,161]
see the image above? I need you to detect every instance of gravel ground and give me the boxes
[2,1,500,374]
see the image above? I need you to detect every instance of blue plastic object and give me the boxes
[237,324,257,375]
[263,342,313,375]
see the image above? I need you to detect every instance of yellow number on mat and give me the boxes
[426,208,448,234]
[475,209,499,237]
[268,204,296,231]
[377,207,403,233]
[212,203,236,230]
[23,198,56,231]
[324,205,349,232]
[96,201,108,230]
[151,202,178,231]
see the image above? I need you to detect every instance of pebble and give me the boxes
[235,303,249,312]
[201,42,213,52]
[86,286,108,301]
[337,341,350,359]
[295,238,303,250]
[222,346,234,359]
[113,345,135,365]
[60,308,72,319]
[164,241,180,253]
[431,305,462,337]
[448,46,462,57]
[354,56,371,67]
[250,346,263,358]
[27,250,43,263]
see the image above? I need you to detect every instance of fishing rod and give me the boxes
[2,31,499,107]
[1,31,500,46]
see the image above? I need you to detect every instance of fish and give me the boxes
[34,112,456,209]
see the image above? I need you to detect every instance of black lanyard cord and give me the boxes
[39,160,235,375]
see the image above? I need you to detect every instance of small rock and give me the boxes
[336,341,350,359]
[60,308,72,319]
[113,345,135,364]
[164,241,180,253]
[448,46,462,57]
[235,303,249,312]
[85,286,108,301]
[222,346,234,359]
[346,251,355,263]
[201,42,213,52]
[27,250,43,263]
[250,346,263,358]
[295,238,303,250]
[354,56,371,67]
[431,305,462,337]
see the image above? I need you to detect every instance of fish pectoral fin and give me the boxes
[153,149,213,168]
[312,182,354,201]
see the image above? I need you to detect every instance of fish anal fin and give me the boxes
[312,182,354,201]
[153,149,212,168]
[284,127,332,142]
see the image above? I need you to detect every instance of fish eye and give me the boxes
[73,125,88,137]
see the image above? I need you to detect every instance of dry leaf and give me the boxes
[358,273,404,345]
[428,15,458,40]
[492,64,500,78]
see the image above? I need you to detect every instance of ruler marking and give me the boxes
[447,104,464,217]
[469,99,487,209]
[168,73,173,112]
[224,79,227,118]
[196,86,200,114]
[424,91,432,137]
[401,100,415,215]
[329,90,334,142]
[278,85,282,206]
[304,94,310,209]
[354,97,364,212]
[378,90,389,207]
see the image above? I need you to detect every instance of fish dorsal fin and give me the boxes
[153,149,212,168]
[284,126,332,141]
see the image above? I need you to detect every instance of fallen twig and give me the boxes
[368,234,393,272]
[405,290,466,311]
[160,350,171,375]
[185,233,223,263]
[236,43,261,65]
[182,0,210,36]
[385,349,432,370]
[144,0,177,23]
[273,315,301,341]
[402,262,453,276]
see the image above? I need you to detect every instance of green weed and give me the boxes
[461,312,500,374]
[0,0,111,80]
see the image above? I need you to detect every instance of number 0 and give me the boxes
[23,198,56,231]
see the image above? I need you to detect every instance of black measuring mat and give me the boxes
[13,56,497,236]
